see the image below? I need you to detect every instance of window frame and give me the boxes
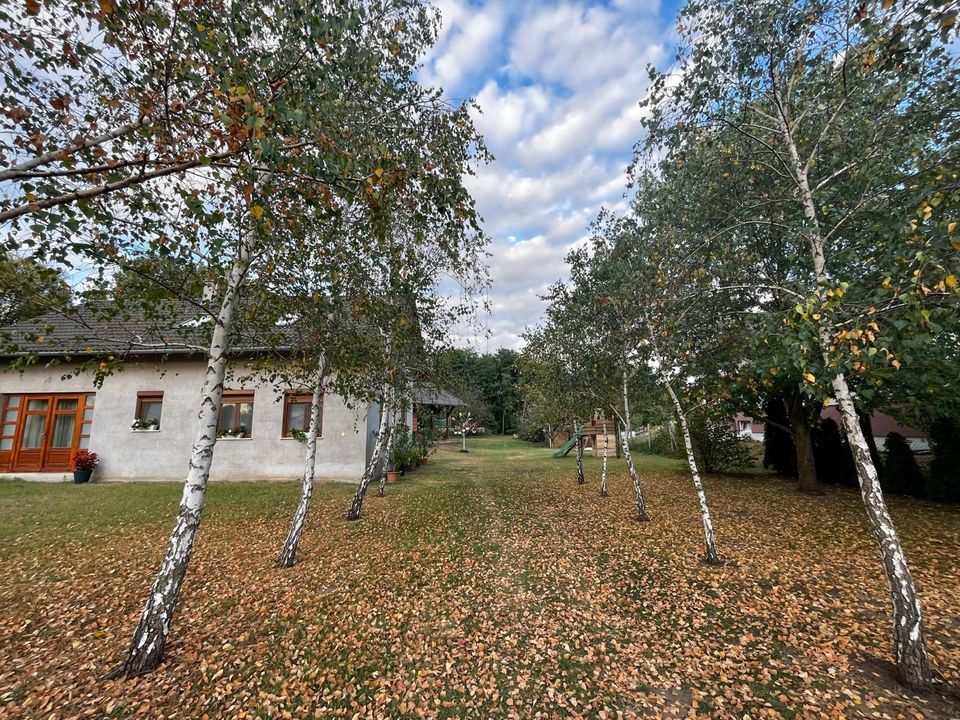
[219,390,255,438]
[282,391,323,439]
[135,391,164,430]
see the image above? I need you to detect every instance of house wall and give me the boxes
[0,358,369,482]
[735,408,929,452]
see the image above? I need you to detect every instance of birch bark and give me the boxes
[346,395,391,521]
[621,364,650,521]
[377,398,396,497]
[108,228,255,678]
[574,420,585,485]
[276,376,324,568]
[665,382,722,565]
[774,86,932,686]
[599,420,609,497]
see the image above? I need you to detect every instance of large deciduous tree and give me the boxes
[638,0,959,686]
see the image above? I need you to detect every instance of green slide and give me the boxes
[553,424,586,457]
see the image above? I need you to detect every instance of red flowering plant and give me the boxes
[72,450,100,471]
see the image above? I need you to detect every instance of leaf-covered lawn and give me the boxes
[1,437,958,718]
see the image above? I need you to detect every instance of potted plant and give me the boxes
[218,426,247,439]
[130,418,159,431]
[407,446,423,470]
[415,430,434,464]
[72,450,99,483]
[387,443,406,482]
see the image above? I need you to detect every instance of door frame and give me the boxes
[1,393,93,472]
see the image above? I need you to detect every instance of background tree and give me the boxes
[0,252,72,326]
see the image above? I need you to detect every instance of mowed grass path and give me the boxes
[1,437,959,719]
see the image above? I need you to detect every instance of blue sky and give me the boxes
[420,0,684,349]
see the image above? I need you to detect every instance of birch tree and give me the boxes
[84,0,482,678]
[639,0,959,685]
[107,195,261,678]
[275,367,324,568]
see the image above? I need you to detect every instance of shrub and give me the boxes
[414,428,435,458]
[632,423,683,458]
[388,424,413,470]
[762,395,797,477]
[686,412,753,474]
[880,432,925,497]
[927,416,960,503]
[812,419,857,487]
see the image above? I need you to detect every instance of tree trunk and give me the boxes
[858,407,883,474]
[787,392,821,494]
[775,97,933,685]
[107,228,254,679]
[599,421,609,497]
[833,373,931,686]
[621,423,650,521]
[347,395,391,521]
[666,382,721,565]
[377,398,396,497]
[575,420,585,485]
[621,366,650,520]
[276,380,323,568]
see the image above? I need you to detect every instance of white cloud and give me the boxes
[421,0,675,349]
[421,1,507,95]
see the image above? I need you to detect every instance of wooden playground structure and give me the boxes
[552,418,620,459]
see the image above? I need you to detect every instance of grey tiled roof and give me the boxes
[0,300,285,358]
[411,385,464,407]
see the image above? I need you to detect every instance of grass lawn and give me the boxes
[1,436,959,718]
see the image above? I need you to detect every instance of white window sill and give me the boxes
[280,436,324,440]
[130,428,161,433]
[217,436,252,441]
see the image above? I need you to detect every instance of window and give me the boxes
[0,394,20,452]
[219,390,254,437]
[283,392,322,438]
[78,394,95,448]
[135,392,163,429]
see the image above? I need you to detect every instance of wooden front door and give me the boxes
[0,393,94,472]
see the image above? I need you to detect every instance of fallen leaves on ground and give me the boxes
[0,438,958,719]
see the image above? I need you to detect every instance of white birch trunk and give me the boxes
[831,373,931,685]
[599,420,609,497]
[621,366,650,521]
[774,92,932,685]
[620,422,649,521]
[377,397,396,497]
[574,419,585,485]
[108,229,254,678]
[276,377,324,568]
[347,396,391,521]
[666,383,721,565]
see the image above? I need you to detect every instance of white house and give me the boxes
[0,303,402,482]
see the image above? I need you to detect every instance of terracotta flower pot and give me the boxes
[386,470,401,484]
